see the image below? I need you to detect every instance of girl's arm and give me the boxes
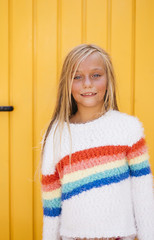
[41,168,62,240]
[126,119,154,240]
[41,130,62,240]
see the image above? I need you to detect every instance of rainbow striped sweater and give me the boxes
[41,110,154,240]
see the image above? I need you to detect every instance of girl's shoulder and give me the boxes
[113,110,145,145]
[114,110,144,132]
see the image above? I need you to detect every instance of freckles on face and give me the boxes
[71,52,107,108]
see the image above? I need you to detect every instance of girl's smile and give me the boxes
[81,92,97,97]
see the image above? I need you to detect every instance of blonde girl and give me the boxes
[40,44,154,240]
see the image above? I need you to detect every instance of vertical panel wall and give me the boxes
[86,0,108,48]
[0,1,10,239]
[135,0,154,162]
[9,0,33,240]
[34,1,58,240]
[111,0,134,113]
[0,1,154,240]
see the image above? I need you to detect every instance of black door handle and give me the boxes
[0,106,14,111]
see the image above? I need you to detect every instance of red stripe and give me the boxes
[42,179,61,191]
[126,144,147,160]
[42,168,59,185]
[126,137,147,157]
[42,138,146,185]
[61,152,125,179]
[56,145,128,177]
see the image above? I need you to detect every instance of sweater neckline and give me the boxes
[64,109,114,128]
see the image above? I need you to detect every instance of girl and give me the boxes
[40,44,154,240]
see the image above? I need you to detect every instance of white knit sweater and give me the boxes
[41,109,154,240]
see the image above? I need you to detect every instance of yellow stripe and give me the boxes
[42,188,61,200]
[129,152,149,166]
[62,158,126,184]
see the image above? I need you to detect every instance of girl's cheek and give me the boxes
[95,79,107,89]
[95,83,106,91]
[72,82,81,91]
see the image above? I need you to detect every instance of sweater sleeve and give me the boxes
[126,118,154,240]
[41,129,62,240]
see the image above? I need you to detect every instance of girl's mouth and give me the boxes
[81,92,97,97]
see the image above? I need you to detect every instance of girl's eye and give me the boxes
[74,75,81,80]
[92,74,101,78]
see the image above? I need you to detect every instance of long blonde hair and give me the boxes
[39,43,119,179]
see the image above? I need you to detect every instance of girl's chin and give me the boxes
[80,102,103,108]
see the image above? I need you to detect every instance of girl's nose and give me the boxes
[83,76,92,87]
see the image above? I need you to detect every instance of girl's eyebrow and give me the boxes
[76,67,104,72]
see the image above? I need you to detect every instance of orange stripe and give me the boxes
[42,168,59,185]
[42,138,146,185]
[126,144,147,160]
[61,152,125,179]
[56,145,128,177]
[126,137,147,158]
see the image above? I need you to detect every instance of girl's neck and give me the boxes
[70,108,106,124]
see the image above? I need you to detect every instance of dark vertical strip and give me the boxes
[107,0,111,53]
[57,0,61,83]
[8,0,11,239]
[81,0,86,43]
[132,0,136,115]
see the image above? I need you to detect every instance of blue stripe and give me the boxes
[43,198,61,209]
[130,166,151,177]
[43,207,61,217]
[62,170,130,201]
[62,164,129,193]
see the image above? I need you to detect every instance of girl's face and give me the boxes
[71,52,107,111]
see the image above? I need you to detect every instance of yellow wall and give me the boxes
[0,0,154,240]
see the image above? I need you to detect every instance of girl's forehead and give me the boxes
[74,52,105,71]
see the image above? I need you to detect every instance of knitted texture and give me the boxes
[41,109,154,240]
